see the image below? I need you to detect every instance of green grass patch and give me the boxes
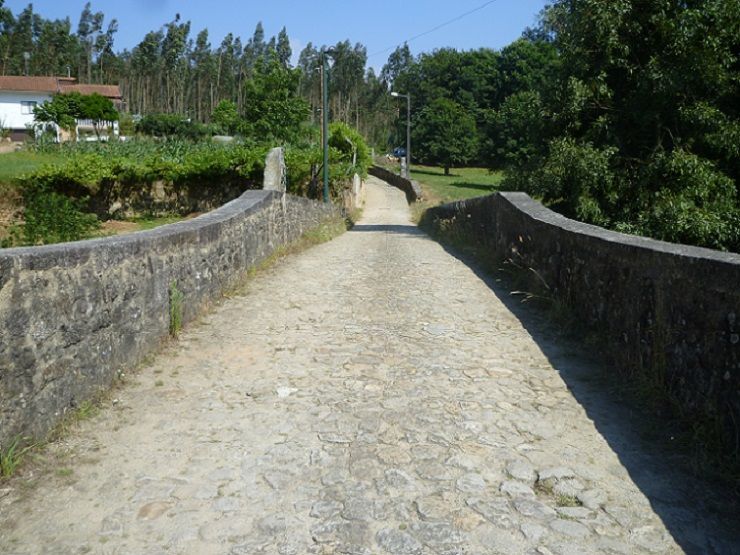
[410,164,504,203]
[129,215,187,231]
[0,436,34,478]
[0,150,63,188]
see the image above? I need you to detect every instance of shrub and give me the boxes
[11,184,99,246]
[137,114,209,141]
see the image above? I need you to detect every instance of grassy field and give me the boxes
[0,150,61,188]
[409,165,504,204]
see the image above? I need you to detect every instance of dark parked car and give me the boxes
[392,147,406,158]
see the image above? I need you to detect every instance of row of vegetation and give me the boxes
[2,120,370,248]
[2,0,738,252]
[0,1,394,150]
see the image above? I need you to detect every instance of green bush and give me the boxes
[20,140,268,196]
[137,114,209,141]
[4,185,100,246]
[634,150,740,251]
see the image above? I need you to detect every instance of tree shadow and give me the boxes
[448,181,501,193]
[351,224,423,236]
[421,231,740,553]
[411,168,462,178]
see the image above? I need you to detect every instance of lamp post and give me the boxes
[391,91,411,179]
[321,49,337,204]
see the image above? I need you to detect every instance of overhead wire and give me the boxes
[367,0,501,59]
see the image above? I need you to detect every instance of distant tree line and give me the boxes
[0,1,394,148]
[386,0,739,252]
[1,0,738,250]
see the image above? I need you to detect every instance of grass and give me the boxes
[409,164,504,203]
[0,437,34,478]
[128,215,188,231]
[0,150,62,189]
[390,163,503,223]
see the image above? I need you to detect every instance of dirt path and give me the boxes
[1,177,738,554]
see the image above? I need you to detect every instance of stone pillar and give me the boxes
[352,174,364,209]
[264,147,287,196]
[264,147,288,241]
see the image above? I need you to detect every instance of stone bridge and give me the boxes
[0,176,739,554]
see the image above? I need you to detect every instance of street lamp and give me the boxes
[391,91,411,179]
[321,48,337,204]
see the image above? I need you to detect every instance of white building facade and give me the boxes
[0,76,122,141]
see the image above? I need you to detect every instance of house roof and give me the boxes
[0,76,121,99]
[60,84,122,99]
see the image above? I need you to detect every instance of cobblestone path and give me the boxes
[1,177,738,554]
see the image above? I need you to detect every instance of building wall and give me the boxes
[0,91,51,130]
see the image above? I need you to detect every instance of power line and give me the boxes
[368,0,501,60]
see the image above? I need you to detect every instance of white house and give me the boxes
[0,76,123,141]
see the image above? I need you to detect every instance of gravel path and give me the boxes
[1,177,738,554]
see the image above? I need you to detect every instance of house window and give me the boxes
[20,101,37,115]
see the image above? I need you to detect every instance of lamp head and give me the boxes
[390,92,400,97]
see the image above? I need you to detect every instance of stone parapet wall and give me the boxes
[0,190,338,445]
[369,166,422,203]
[422,192,740,449]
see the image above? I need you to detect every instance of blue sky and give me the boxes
[6,0,549,70]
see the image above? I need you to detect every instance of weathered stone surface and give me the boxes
[375,528,422,553]
[0,177,738,554]
[550,519,592,539]
[500,480,536,498]
[507,460,537,483]
[0,189,338,446]
[421,192,740,457]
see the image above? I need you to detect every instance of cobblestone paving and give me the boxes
[1,177,739,554]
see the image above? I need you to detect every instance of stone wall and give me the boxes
[369,165,422,203]
[0,190,339,445]
[421,192,740,449]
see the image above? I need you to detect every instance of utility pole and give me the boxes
[321,49,337,203]
[322,53,330,203]
[391,91,411,179]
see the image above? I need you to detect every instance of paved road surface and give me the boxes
[1,177,738,554]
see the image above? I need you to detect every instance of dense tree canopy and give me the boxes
[413,98,478,175]
[1,0,738,250]
[493,0,740,251]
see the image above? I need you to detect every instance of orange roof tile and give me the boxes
[0,76,121,99]
[0,76,62,93]
[59,83,122,99]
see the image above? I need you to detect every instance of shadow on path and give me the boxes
[422,230,740,554]
[351,224,424,236]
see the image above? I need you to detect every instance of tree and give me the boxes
[276,27,291,67]
[33,92,118,138]
[413,98,478,175]
[497,0,740,251]
[79,92,118,138]
[381,43,412,87]
[211,99,239,135]
[33,92,82,131]
[241,59,309,143]
[77,2,104,82]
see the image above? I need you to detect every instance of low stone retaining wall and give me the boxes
[0,189,338,445]
[369,165,422,203]
[422,192,740,450]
